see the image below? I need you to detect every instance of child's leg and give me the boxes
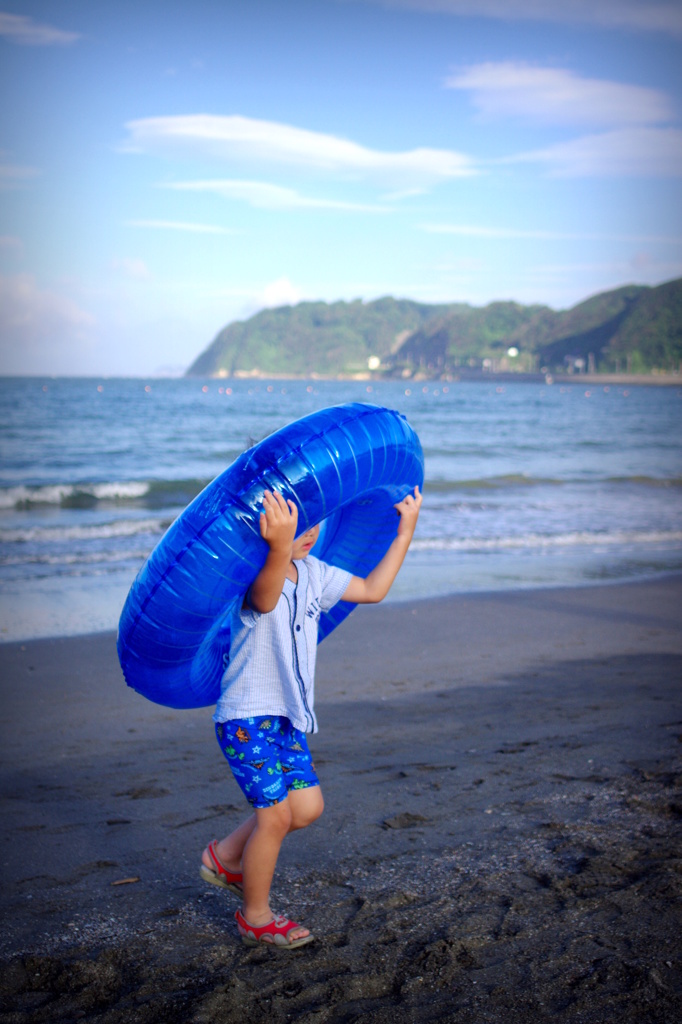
[202,814,256,877]
[287,781,324,832]
[207,717,323,941]
[240,800,292,925]
[202,781,324,875]
[241,785,324,939]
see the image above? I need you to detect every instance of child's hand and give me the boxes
[394,485,422,541]
[259,490,298,554]
[341,485,423,605]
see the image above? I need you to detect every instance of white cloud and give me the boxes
[421,224,577,239]
[123,114,477,186]
[112,257,151,280]
[163,179,391,212]
[0,11,80,46]
[627,254,682,281]
[217,277,306,322]
[504,126,682,177]
[126,219,233,234]
[419,224,682,242]
[347,0,682,34]
[526,257,682,288]
[0,235,23,254]
[0,158,39,189]
[381,187,428,201]
[0,274,95,373]
[446,62,673,126]
[260,277,303,307]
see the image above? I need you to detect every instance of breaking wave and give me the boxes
[0,478,208,510]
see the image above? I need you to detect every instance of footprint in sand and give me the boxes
[382,812,430,829]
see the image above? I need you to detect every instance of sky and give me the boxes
[1,0,681,376]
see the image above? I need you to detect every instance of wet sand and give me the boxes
[1,576,681,1023]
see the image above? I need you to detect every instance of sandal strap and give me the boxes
[207,840,243,884]
[235,908,304,946]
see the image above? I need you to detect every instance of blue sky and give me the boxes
[1,0,681,376]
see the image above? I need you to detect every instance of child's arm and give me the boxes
[341,486,422,605]
[247,489,297,613]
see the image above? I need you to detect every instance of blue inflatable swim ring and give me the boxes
[117,402,424,709]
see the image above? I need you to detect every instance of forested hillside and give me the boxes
[186,278,682,378]
[187,298,456,377]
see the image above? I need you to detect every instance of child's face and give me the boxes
[291,523,320,560]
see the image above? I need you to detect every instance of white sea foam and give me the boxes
[89,482,151,500]
[0,481,151,508]
[1,549,150,568]
[411,530,682,552]
[0,518,165,544]
[0,485,72,508]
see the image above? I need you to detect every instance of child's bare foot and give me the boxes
[199,840,243,895]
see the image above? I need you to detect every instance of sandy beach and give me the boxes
[1,575,681,1023]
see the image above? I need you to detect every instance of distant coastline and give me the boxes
[2,370,681,386]
[204,368,682,386]
[187,279,682,381]
[549,372,682,386]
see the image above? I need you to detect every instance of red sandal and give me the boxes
[199,840,243,896]
[235,908,314,949]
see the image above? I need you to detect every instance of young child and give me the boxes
[200,484,422,948]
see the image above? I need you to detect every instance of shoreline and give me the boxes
[4,371,682,385]
[199,370,682,386]
[3,567,682,649]
[2,575,681,1021]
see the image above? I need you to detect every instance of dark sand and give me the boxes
[1,577,681,1023]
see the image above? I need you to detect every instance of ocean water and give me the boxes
[2,376,681,642]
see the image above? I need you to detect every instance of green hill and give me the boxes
[390,301,549,375]
[602,277,682,372]
[186,297,456,378]
[186,278,682,378]
[511,284,649,372]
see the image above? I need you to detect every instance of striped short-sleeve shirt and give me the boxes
[213,555,352,733]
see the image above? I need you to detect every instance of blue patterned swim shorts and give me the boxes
[215,716,320,809]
